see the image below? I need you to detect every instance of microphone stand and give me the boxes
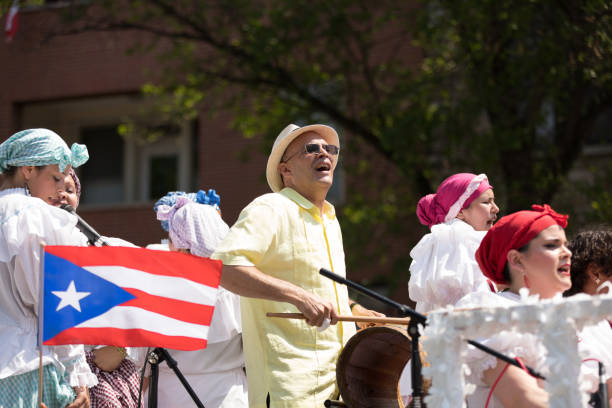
[589,362,610,408]
[147,348,206,408]
[320,268,547,407]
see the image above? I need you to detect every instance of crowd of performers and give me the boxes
[0,125,610,408]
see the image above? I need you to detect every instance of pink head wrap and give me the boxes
[69,168,81,199]
[416,173,492,228]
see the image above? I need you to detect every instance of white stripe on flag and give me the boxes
[76,305,210,339]
[84,266,217,305]
[4,5,18,32]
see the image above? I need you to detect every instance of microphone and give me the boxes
[60,204,108,247]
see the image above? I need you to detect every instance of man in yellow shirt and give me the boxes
[213,123,378,407]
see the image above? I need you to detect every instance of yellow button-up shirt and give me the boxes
[212,188,355,408]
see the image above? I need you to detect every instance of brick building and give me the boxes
[1,5,270,247]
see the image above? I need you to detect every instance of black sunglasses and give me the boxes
[282,143,340,163]
[304,143,340,155]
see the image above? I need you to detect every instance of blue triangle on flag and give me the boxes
[43,253,136,342]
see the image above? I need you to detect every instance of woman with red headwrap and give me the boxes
[458,204,572,407]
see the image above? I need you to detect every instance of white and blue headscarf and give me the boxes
[155,190,226,257]
[153,189,221,232]
[0,128,89,173]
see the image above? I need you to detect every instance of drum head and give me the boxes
[337,326,411,408]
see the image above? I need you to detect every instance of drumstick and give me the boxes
[266,312,411,325]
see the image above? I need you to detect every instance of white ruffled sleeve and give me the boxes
[408,220,489,313]
[53,346,98,387]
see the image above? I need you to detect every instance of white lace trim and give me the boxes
[443,174,488,223]
[422,291,612,408]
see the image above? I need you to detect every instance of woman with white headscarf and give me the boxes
[151,191,248,408]
[0,129,96,407]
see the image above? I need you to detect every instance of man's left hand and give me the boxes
[351,304,385,329]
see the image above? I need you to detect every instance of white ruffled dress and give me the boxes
[0,188,97,386]
[401,219,493,403]
[408,218,492,313]
[457,291,612,407]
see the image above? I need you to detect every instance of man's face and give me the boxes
[278,131,339,197]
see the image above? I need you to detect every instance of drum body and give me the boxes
[336,325,412,408]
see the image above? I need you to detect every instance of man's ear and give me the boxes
[278,162,291,179]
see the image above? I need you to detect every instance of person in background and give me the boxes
[563,229,612,405]
[151,189,247,407]
[402,172,499,404]
[409,172,500,313]
[62,169,144,408]
[0,128,95,408]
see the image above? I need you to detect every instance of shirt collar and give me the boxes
[279,187,336,219]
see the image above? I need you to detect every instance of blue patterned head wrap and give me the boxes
[0,128,89,173]
[153,189,221,231]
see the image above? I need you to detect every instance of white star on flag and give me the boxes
[51,280,91,312]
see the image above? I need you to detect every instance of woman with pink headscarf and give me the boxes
[408,173,500,313]
[402,173,500,404]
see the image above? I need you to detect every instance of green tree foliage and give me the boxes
[5,0,610,287]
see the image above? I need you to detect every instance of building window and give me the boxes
[20,95,195,207]
[79,126,125,205]
[148,155,178,201]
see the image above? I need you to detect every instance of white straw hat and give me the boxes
[266,124,340,192]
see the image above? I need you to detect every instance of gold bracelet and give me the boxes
[114,346,127,358]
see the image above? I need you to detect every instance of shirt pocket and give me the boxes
[291,240,317,289]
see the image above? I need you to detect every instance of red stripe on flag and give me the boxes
[121,288,215,326]
[4,3,18,42]
[45,246,221,288]
[44,327,208,351]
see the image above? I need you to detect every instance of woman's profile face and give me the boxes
[23,164,70,207]
[521,225,572,298]
[458,189,500,231]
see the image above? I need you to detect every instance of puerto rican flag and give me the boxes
[4,0,18,42]
[41,246,222,351]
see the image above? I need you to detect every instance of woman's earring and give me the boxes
[595,276,601,285]
[24,182,30,196]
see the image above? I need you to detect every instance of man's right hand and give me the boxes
[294,289,338,327]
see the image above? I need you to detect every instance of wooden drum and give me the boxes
[336,325,414,408]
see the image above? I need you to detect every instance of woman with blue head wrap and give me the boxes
[0,128,89,206]
[149,190,248,408]
[0,129,96,408]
